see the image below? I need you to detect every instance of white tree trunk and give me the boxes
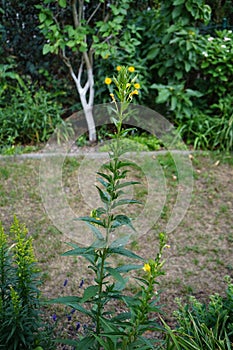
[69,62,97,142]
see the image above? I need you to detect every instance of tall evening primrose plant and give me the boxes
[52,66,167,349]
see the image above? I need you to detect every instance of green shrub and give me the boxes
[0,82,68,147]
[0,217,54,350]
[162,276,233,349]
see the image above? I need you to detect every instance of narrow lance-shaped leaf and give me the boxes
[115,181,140,190]
[105,267,126,285]
[109,235,131,248]
[109,247,144,260]
[112,198,142,209]
[86,222,104,241]
[75,216,105,227]
[96,186,111,204]
[111,214,135,231]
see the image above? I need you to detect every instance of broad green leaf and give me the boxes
[147,46,160,60]
[39,12,47,22]
[43,44,51,55]
[81,285,99,302]
[156,89,171,104]
[58,0,66,8]
[172,6,182,20]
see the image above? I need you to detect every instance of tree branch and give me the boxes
[87,2,102,25]
[72,0,79,28]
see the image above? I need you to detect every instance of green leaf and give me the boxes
[109,235,131,248]
[147,46,160,60]
[47,296,92,316]
[91,239,106,248]
[185,61,191,72]
[171,96,177,111]
[97,171,112,183]
[109,247,144,260]
[115,264,143,273]
[75,216,105,227]
[111,214,135,231]
[81,285,99,302]
[112,198,142,209]
[156,89,171,104]
[106,267,126,284]
[42,44,51,55]
[39,12,47,22]
[86,222,104,240]
[62,244,96,263]
[117,160,137,169]
[75,336,96,350]
[97,176,109,188]
[58,0,66,8]
[96,186,111,204]
[173,0,185,4]
[115,181,140,190]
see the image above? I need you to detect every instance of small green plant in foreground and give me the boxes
[0,217,53,350]
[50,66,168,349]
[162,276,233,349]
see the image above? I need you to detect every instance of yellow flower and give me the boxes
[105,77,112,85]
[131,89,139,95]
[134,83,140,89]
[116,66,121,71]
[143,263,151,273]
[128,66,135,73]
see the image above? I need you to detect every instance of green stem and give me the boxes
[96,247,107,347]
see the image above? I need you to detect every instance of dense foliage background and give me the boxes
[1,0,233,150]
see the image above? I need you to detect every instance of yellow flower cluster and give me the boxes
[143,263,151,274]
[105,66,141,102]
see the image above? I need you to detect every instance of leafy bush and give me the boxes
[0,217,54,349]
[146,0,233,151]
[0,79,68,147]
[163,276,233,349]
[196,30,233,102]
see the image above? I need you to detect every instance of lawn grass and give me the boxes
[0,151,232,345]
